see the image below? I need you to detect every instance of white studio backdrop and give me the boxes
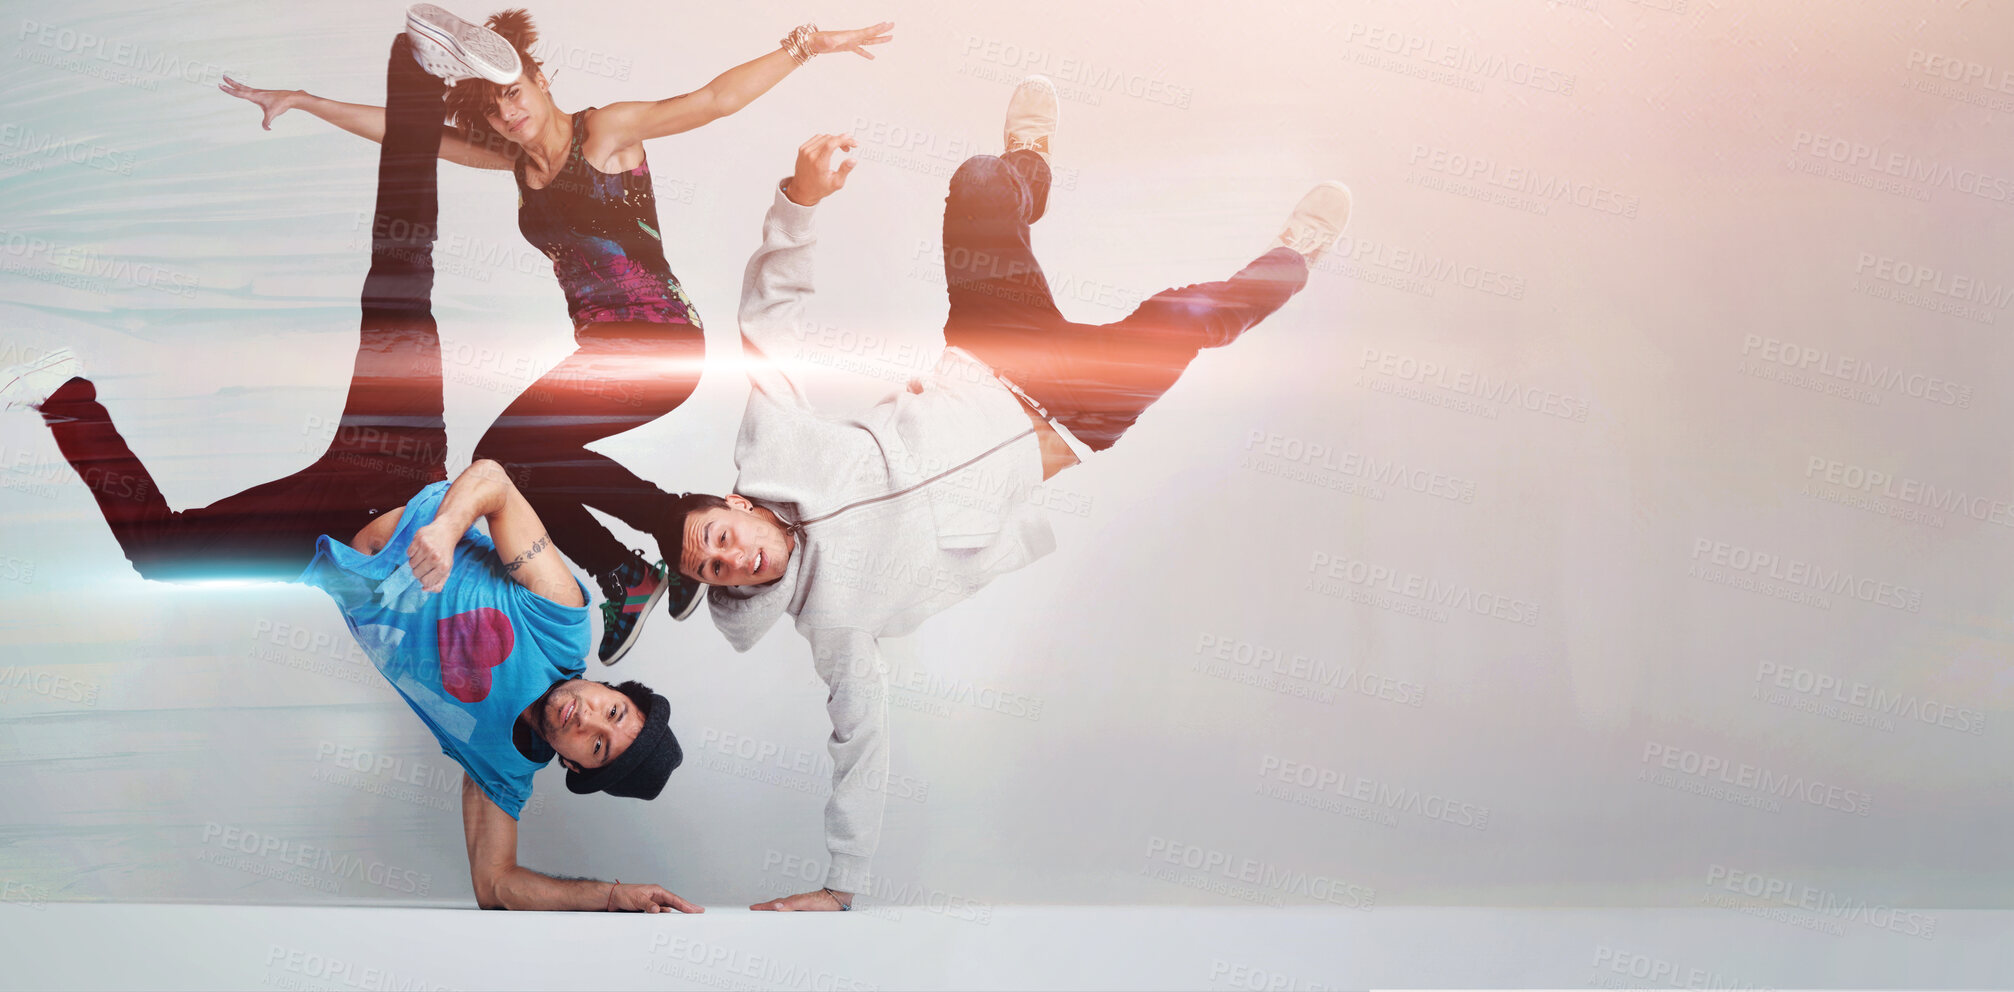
[0,0,2009,922]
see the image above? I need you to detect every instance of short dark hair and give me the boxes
[611,679,654,716]
[661,493,730,573]
[441,8,542,154]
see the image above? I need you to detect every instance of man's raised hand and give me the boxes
[406,520,459,593]
[783,134,859,207]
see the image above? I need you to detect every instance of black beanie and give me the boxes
[565,691,681,800]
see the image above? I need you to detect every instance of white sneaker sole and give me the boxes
[405,4,521,85]
[1278,181,1352,259]
[1004,74,1059,159]
[0,348,82,411]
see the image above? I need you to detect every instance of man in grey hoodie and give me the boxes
[670,77,1352,911]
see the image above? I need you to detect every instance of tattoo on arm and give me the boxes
[504,533,550,574]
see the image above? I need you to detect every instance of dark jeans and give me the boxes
[471,320,700,576]
[940,151,1309,451]
[39,37,449,582]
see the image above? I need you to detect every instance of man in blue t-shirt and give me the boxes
[313,457,697,913]
[5,28,699,912]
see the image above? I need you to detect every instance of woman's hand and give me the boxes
[811,22,895,60]
[783,133,859,207]
[219,76,303,131]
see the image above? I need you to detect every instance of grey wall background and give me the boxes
[0,0,2008,924]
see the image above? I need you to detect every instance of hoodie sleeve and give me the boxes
[737,180,825,414]
[805,626,889,896]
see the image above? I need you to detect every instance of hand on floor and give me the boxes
[750,888,851,911]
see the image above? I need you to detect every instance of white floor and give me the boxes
[3,903,2010,989]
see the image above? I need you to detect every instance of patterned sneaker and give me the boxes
[0,347,84,412]
[405,4,522,85]
[596,552,671,665]
[1003,75,1058,165]
[662,571,703,622]
[1273,181,1353,262]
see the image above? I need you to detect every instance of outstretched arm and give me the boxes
[406,459,581,605]
[219,77,515,170]
[736,133,860,414]
[590,23,893,147]
[461,774,702,912]
[751,627,888,912]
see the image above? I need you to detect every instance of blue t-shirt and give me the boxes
[298,481,592,818]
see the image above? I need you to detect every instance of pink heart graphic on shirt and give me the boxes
[438,607,514,704]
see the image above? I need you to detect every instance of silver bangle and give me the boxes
[781,24,818,65]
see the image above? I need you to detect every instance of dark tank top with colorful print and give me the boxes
[514,108,701,328]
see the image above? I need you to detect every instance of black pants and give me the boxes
[40,37,448,581]
[939,151,1309,451]
[470,320,699,577]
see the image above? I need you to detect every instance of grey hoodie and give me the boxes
[711,184,1057,894]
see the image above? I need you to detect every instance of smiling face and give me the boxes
[528,678,640,773]
[678,495,795,587]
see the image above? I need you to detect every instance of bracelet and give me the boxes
[606,879,620,912]
[780,23,818,65]
[822,886,852,911]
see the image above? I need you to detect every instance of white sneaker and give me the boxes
[1273,181,1352,261]
[405,4,522,85]
[0,346,84,412]
[1004,75,1058,164]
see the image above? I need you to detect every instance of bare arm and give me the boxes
[587,22,893,151]
[406,460,582,605]
[219,76,515,171]
[461,775,701,912]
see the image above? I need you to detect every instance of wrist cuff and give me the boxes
[773,179,819,237]
[824,852,872,895]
